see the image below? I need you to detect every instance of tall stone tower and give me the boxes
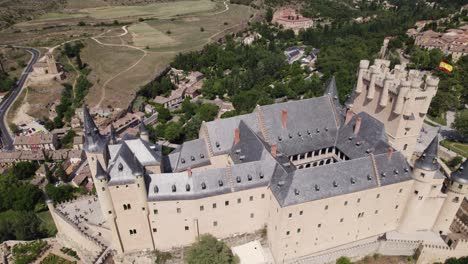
[45,52,59,74]
[350,59,439,158]
[398,136,440,233]
[83,106,124,253]
[432,160,468,234]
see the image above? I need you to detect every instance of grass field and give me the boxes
[37,211,58,236]
[136,4,253,52]
[128,22,177,48]
[37,0,218,21]
[441,140,468,158]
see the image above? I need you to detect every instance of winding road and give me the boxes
[0,47,40,150]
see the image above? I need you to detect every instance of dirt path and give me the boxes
[67,56,80,95]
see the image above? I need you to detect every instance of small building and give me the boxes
[73,135,84,150]
[242,33,262,45]
[272,8,313,34]
[13,132,58,151]
[0,151,22,166]
[68,149,84,164]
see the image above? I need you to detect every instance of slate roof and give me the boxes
[95,79,418,207]
[452,159,468,185]
[83,106,107,153]
[414,135,439,171]
[166,138,210,172]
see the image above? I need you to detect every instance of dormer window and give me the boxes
[394,169,399,174]
[381,172,386,178]
[325,127,328,131]
[294,189,300,195]
[316,129,320,133]
[297,132,302,137]
[367,174,372,181]
[259,172,264,179]
[307,130,311,135]
[154,185,159,193]
[118,163,123,171]
[315,184,320,191]
[172,185,176,192]
[191,156,195,161]
[278,136,282,141]
[218,180,223,187]
[181,158,185,164]
[236,176,241,183]
[288,134,293,139]
[201,182,206,190]
[350,177,356,184]
[200,154,205,159]
[333,181,338,187]
[247,174,252,181]
[215,141,220,148]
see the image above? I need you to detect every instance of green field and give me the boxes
[129,22,177,48]
[441,140,468,158]
[141,4,253,52]
[37,0,218,21]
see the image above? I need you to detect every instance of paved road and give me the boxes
[0,47,40,150]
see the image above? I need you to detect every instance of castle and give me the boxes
[47,59,468,264]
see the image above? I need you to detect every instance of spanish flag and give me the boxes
[439,60,453,73]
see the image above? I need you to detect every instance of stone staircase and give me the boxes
[369,153,381,186]
[255,105,270,143]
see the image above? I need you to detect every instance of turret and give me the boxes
[83,106,108,154]
[109,124,118,145]
[139,117,149,142]
[433,160,468,234]
[421,76,439,114]
[355,60,369,94]
[393,80,410,115]
[398,135,439,233]
[366,65,379,100]
[379,74,394,107]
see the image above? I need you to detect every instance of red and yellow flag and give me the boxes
[439,60,453,73]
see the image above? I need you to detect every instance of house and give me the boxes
[272,8,313,34]
[242,33,262,45]
[73,135,84,150]
[13,132,58,151]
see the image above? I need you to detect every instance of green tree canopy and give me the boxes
[186,234,238,264]
[453,109,468,139]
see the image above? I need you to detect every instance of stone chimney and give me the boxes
[387,147,393,160]
[345,110,355,125]
[354,117,362,135]
[282,110,288,129]
[271,144,277,158]
[234,128,240,145]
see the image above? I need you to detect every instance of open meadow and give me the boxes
[36,0,219,21]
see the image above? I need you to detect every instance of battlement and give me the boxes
[357,59,439,94]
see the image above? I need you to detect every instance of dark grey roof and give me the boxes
[230,121,268,164]
[259,96,339,156]
[83,106,107,153]
[373,152,412,186]
[108,141,144,185]
[168,138,210,172]
[414,135,439,171]
[205,113,260,155]
[273,157,376,207]
[95,161,108,180]
[451,159,468,184]
[336,112,390,159]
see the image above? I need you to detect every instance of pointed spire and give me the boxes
[83,106,107,153]
[414,135,439,171]
[109,123,118,144]
[451,159,468,185]
[95,161,108,180]
[324,76,339,100]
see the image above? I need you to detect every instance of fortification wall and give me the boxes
[417,239,468,264]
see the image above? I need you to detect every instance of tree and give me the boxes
[45,184,75,203]
[55,164,68,182]
[453,109,468,139]
[336,256,353,264]
[10,161,38,180]
[164,122,183,143]
[266,8,274,23]
[186,234,238,264]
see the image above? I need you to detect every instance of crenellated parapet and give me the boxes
[355,59,439,117]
